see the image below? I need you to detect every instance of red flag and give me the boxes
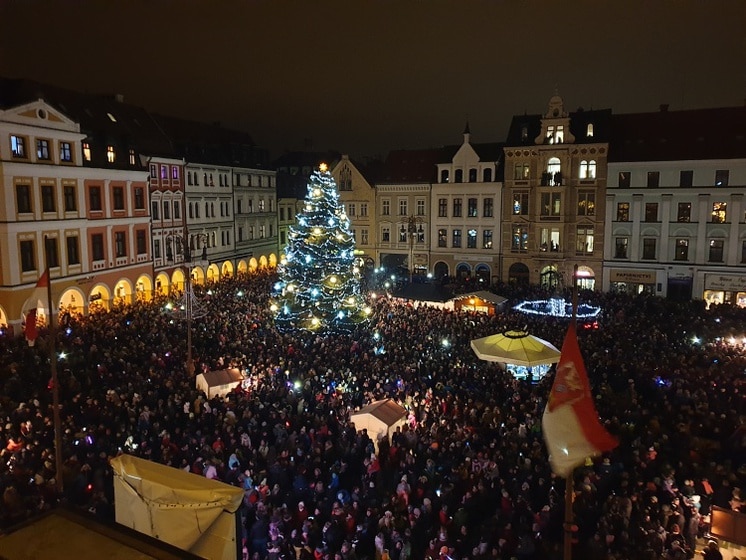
[542,322,617,477]
[23,269,49,347]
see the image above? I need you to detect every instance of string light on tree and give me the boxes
[272,164,370,331]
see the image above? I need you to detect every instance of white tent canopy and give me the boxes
[195,368,243,399]
[350,399,407,452]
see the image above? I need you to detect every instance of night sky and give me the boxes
[1,0,744,160]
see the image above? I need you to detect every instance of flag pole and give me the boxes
[563,264,579,560]
[43,236,64,495]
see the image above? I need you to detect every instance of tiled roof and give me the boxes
[609,106,746,162]
[378,148,443,183]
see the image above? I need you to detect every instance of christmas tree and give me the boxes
[272,164,370,331]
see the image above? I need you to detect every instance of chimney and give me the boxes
[659,104,669,112]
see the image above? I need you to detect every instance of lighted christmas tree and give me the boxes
[272,164,371,331]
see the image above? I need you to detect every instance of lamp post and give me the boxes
[400,215,425,284]
[166,229,208,376]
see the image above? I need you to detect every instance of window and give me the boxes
[616,202,630,222]
[455,169,463,183]
[346,203,356,217]
[41,185,55,212]
[154,239,161,259]
[579,160,596,179]
[150,164,157,178]
[399,199,408,216]
[577,191,595,216]
[416,199,425,216]
[642,238,657,260]
[742,240,746,264]
[483,168,492,182]
[134,187,145,209]
[679,170,693,187]
[361,230,369,245]
[513,192,528,215]
[675,239,689,261]
[16,184,32,213]
[382,200,390,216]
[115,232,126,257]
[452,229,462,248]
[540,192,561,217]
[91,233,104,261]
[151,200,159,220]
[540,228,560,252]
[644,203,658,222]
[82,142,91,162]
[20,240,35,272]
[399,227,407,243]
[483,198,493,218]
[708,239,724,262]
[468,198,478,217]
[512,225,528,251]
[438,229,447,247]
[60,142,72,162]
[107,145,115,163]
[483,229,493,249]
[715,170,729,187]
[132,230,145,255]
[44,237,59,268]
[647,171,660,188]
[163,200,170,219]
[618,172,630,188]
[160,165,168,179]
[576,227,594,254]
[382,227,390,242]
[64,186,76,212]
[468,168,477,182]
[35,139,50,160]
[66,236,80,265]
[129,149,136,166]
[546,157,562,185]
[438,198,447,217]
[113,186,125,211]
[440,169,449,183]
[514,163,530,180]
[453,198,462,217]
[712,202,727,223]
[360,203,368,217]
[467,229,477,248]
[11,135,26,157]
[172,166,179,180]
[586,123,594,137]
[614,237,629,259]
[677,203,691,222]
[89,186,102,211]
[547,125,564,144]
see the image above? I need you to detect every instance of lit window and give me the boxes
[36,139,50,160]
[614,237,629,259]
[106,145,115,163]
[513,192,529,215]
[129,149,136,165]
[577,191,595,216]
[576,227,594,254]
[11,135,26,157]
[467,229,477,248]
[711,202,727,223]
[616,203,630,222]
[512,226,528,251]
[483,229,493,249]
[83,142,91,162]
[540,192,562,217]
[172,166,179,180]
[586,123,594,137]
[579,160,596,180]
[677,203,691,222]
[60,142,72,162]
[675,239,689,261]
[514,163,530,180]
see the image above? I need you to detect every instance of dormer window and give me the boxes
[586,123,594,137]
[83,142,91,161]
[547,125,564,144]
[440,169,449,183]
[107,145,115,163]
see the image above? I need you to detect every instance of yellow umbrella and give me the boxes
[470,330,560,367]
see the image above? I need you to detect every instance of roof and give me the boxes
[609,106,746,162]
[351,398,407,427]
[450,290,507,306]
[505,108,613,146]
[198,368,243,387]
[378,148,443,183]
[0,508,204,560]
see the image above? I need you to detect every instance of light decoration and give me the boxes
[272,164,369,331]
[514,297,601,319]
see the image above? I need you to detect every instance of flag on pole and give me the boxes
[542,322,617,478]
[23,269,49,347]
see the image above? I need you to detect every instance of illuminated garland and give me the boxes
[272,165,371,331]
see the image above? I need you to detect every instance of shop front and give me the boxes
[609,269,658,295]
[703,274,746,308]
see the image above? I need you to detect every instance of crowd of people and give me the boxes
[0,269,744,560]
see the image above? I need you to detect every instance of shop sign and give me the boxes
[610,269,656,283]
[705,275,746,291]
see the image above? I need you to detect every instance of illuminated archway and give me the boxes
[155,272,170,297]
[237,260,248,274]
[249,258,259,272]
[576,265,595,291]
[113,278,133,306]
[268,254,278,268]
[539,265,560,290]
[171,269,185,292]
[0,305,9,328]
[221,260,234,278]
[135,274,153,302]
[259,255,268,269]
[206,264,219,283]
[89,284,111,312]
[191,266,206,286]
[59,287,86,316]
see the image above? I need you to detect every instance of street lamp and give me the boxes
[166,229,208,376]
[400,215,425,284]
